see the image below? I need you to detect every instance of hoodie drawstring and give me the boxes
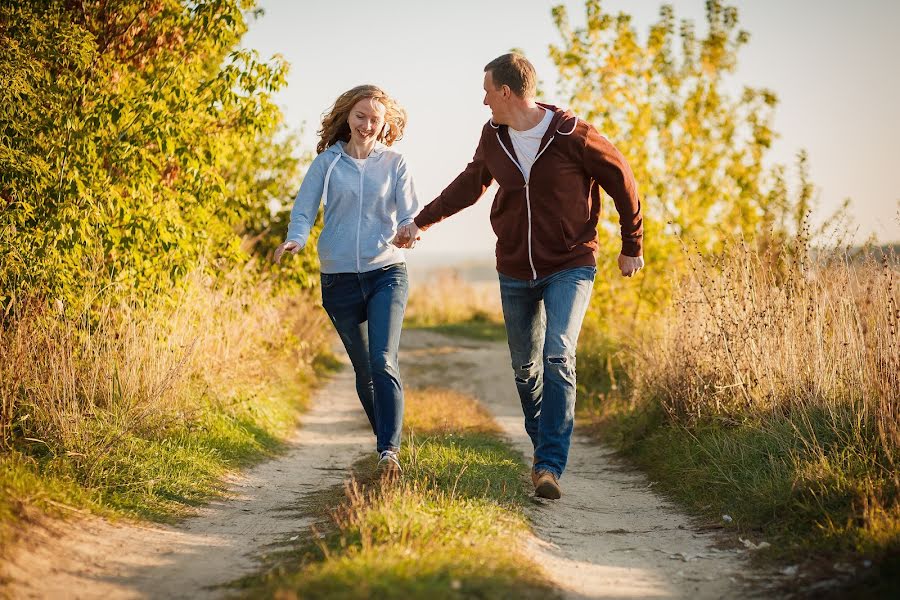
[321,153,342,207]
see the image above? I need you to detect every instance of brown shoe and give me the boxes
[531,456,539,487]
[534,470,561,499]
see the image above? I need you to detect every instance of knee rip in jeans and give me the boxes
[514,361,536,384]
[546,355,575,373]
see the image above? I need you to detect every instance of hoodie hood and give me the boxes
[323,140,389,158]
[488,103,579,136]
[536,103,579,135]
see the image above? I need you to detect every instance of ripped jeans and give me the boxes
[499,266,595,479]
[321,263,409,453]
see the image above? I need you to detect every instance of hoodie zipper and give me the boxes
[496,133,555,280]
[356,158,367,273]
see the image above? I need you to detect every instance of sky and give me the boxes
[241,0,900,263]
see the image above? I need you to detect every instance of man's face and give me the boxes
[483,71,509,124]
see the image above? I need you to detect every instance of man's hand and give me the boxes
[274,240,301,263]
[618,253,644,277]
[392,222,421,249]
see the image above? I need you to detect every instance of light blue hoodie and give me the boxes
[286,141,419,274]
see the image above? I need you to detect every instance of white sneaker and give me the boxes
[377,450,402,477]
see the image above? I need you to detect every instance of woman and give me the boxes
[275,85,419,476]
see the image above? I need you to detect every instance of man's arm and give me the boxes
[582,125,643,258]
[413,133,494,230]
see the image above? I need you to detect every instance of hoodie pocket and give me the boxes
[558,219,594,252]
[321,273,338,289]
[559,220,576,251]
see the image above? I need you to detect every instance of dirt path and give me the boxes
[1,364,373,599]
[3,330,769,599]
[400,329,761,600]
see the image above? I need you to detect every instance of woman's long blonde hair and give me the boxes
[316,85,407,154]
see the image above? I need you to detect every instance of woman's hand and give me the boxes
[274,241,302,263]
[392,222,421,249]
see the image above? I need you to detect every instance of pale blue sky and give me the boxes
[242,0,900,262]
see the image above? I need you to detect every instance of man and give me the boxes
[394,53,644,499]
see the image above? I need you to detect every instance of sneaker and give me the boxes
[534,470,561,499]
[377,450,402,478]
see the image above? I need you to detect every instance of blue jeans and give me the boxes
[499,266,596,479]
[321,263,409,453]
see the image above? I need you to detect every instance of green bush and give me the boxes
[0,0,316,312]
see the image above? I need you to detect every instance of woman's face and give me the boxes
[347,97,386,146]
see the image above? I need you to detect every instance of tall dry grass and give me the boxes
[617,241,899,556]
[639,243,898,444]
[0,263,329,456]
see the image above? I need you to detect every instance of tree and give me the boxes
[550,0,793,323]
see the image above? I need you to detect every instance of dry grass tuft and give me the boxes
[639,243,898,454]
[0,262,329,476]
[0,262,332,548]
[593,241,900,567]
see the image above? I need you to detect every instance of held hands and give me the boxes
[274,240,301,263]
[392,222,421,249]
[618,253,644,277]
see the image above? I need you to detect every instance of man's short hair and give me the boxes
[484,53,536,99]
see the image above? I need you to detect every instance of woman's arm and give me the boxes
[285,153,330,248]
[394,155,420,228]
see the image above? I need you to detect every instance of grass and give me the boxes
[2,377,308,521]
[577,243,899,594]
[0,265,333,549]
[244,387,557,600]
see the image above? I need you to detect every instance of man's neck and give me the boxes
[506,102,546,132]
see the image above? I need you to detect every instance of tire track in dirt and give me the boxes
[400,329,763,600]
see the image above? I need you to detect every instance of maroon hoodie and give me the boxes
[414,103,643,280]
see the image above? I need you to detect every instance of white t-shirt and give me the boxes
[508,108,553,181]
[350,156,367,169]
